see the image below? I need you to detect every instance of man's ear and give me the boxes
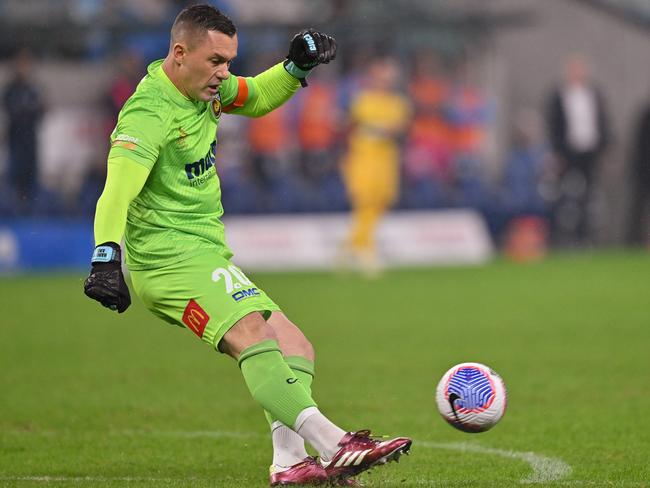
[172,43,187,65]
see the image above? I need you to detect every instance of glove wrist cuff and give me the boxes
[92,242,121,264]
[283,60,312,80]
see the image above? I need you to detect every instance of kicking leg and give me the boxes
[220,312,411,484]
[219,312,343,484]
[265,312,314,468]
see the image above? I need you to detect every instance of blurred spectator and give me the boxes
[2,47,45,214]
[78,48,144,218]
[446,60,490,158]
[217,115,257,213]
[501,109,553,261]
[247,98,294,211]
[340,57,411,276]
[106,50,145,126]
[39,108,106,213]
[626,100,650,247]
[294,68,341,185]
[546,54,610,247]
[445,59,492,208]
[502,108,553,217]
[403,51,452,207]
[337,46,373,112]
[248,102,292,178]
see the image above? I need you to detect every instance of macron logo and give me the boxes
[114,134,139,144]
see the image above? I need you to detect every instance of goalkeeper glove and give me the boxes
[83,242,131,313]
[284,29,337,86]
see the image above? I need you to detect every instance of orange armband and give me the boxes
[223,76,249,113]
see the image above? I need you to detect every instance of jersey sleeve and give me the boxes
[94,155,151,245]
[109,93,166,170]
[219,63,300,118]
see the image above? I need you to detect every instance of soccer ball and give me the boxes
[435,362,507,433]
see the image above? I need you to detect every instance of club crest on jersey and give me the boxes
[176,126,188,148]
[210,93,222,120]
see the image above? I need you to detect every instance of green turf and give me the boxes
[1,251,649,487]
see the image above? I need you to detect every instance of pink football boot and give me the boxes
[270,456,359,486]
[321,430,412,482]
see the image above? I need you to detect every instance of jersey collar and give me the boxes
[148,59,202,109]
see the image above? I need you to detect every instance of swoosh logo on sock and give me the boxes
[286,378,298,384]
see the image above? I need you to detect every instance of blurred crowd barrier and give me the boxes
[0,0,649,258]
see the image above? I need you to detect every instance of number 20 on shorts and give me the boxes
[212,266,254,294]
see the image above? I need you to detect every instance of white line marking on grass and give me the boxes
[0,477,197,483]
[418,440,572,483]
[5,430,574,485]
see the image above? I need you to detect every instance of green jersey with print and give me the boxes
[109,60,244,270]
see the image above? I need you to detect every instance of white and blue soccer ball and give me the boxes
[435,362,507,433]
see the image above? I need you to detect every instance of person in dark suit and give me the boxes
[627,102,650,247]
[2,48,45,213]
[546,55,609,246]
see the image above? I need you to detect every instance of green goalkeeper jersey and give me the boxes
[105,59,299,270]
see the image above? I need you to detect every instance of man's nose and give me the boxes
[216,64,230,80]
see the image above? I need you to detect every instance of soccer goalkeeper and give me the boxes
[83,4,411,486]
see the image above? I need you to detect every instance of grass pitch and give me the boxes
[0,251,649,487]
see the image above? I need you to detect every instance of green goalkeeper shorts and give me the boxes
[129,251,281,350]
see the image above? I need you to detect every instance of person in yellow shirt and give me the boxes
[341,57,411,275]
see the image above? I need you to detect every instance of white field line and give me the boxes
[4,430,575,485]
[0,476,195,483]
[418,440,572,484]
[407,480,646,487]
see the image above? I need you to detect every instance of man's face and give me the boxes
[369,59,399,91]
[566,56,588,86]
[177,30,238,102]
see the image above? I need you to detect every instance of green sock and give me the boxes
[264,355,315,427]
[239,340,316,428]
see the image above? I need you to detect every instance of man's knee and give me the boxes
[219,312,277,359]
[267,312,315,361]
[299,337,315,362]
[286,335,315,363]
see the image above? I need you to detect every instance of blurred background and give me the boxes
[0,0,649,273]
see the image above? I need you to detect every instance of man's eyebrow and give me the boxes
[210,53,236,61]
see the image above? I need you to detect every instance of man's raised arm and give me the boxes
[224,29,337,118]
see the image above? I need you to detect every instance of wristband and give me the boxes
[91,244,120,264]
[283,60,311,87]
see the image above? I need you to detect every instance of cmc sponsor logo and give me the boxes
[182,299,210,338]
[184,140,217,184]
[232,287,260,302]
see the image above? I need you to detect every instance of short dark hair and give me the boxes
[171,4,237,47]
